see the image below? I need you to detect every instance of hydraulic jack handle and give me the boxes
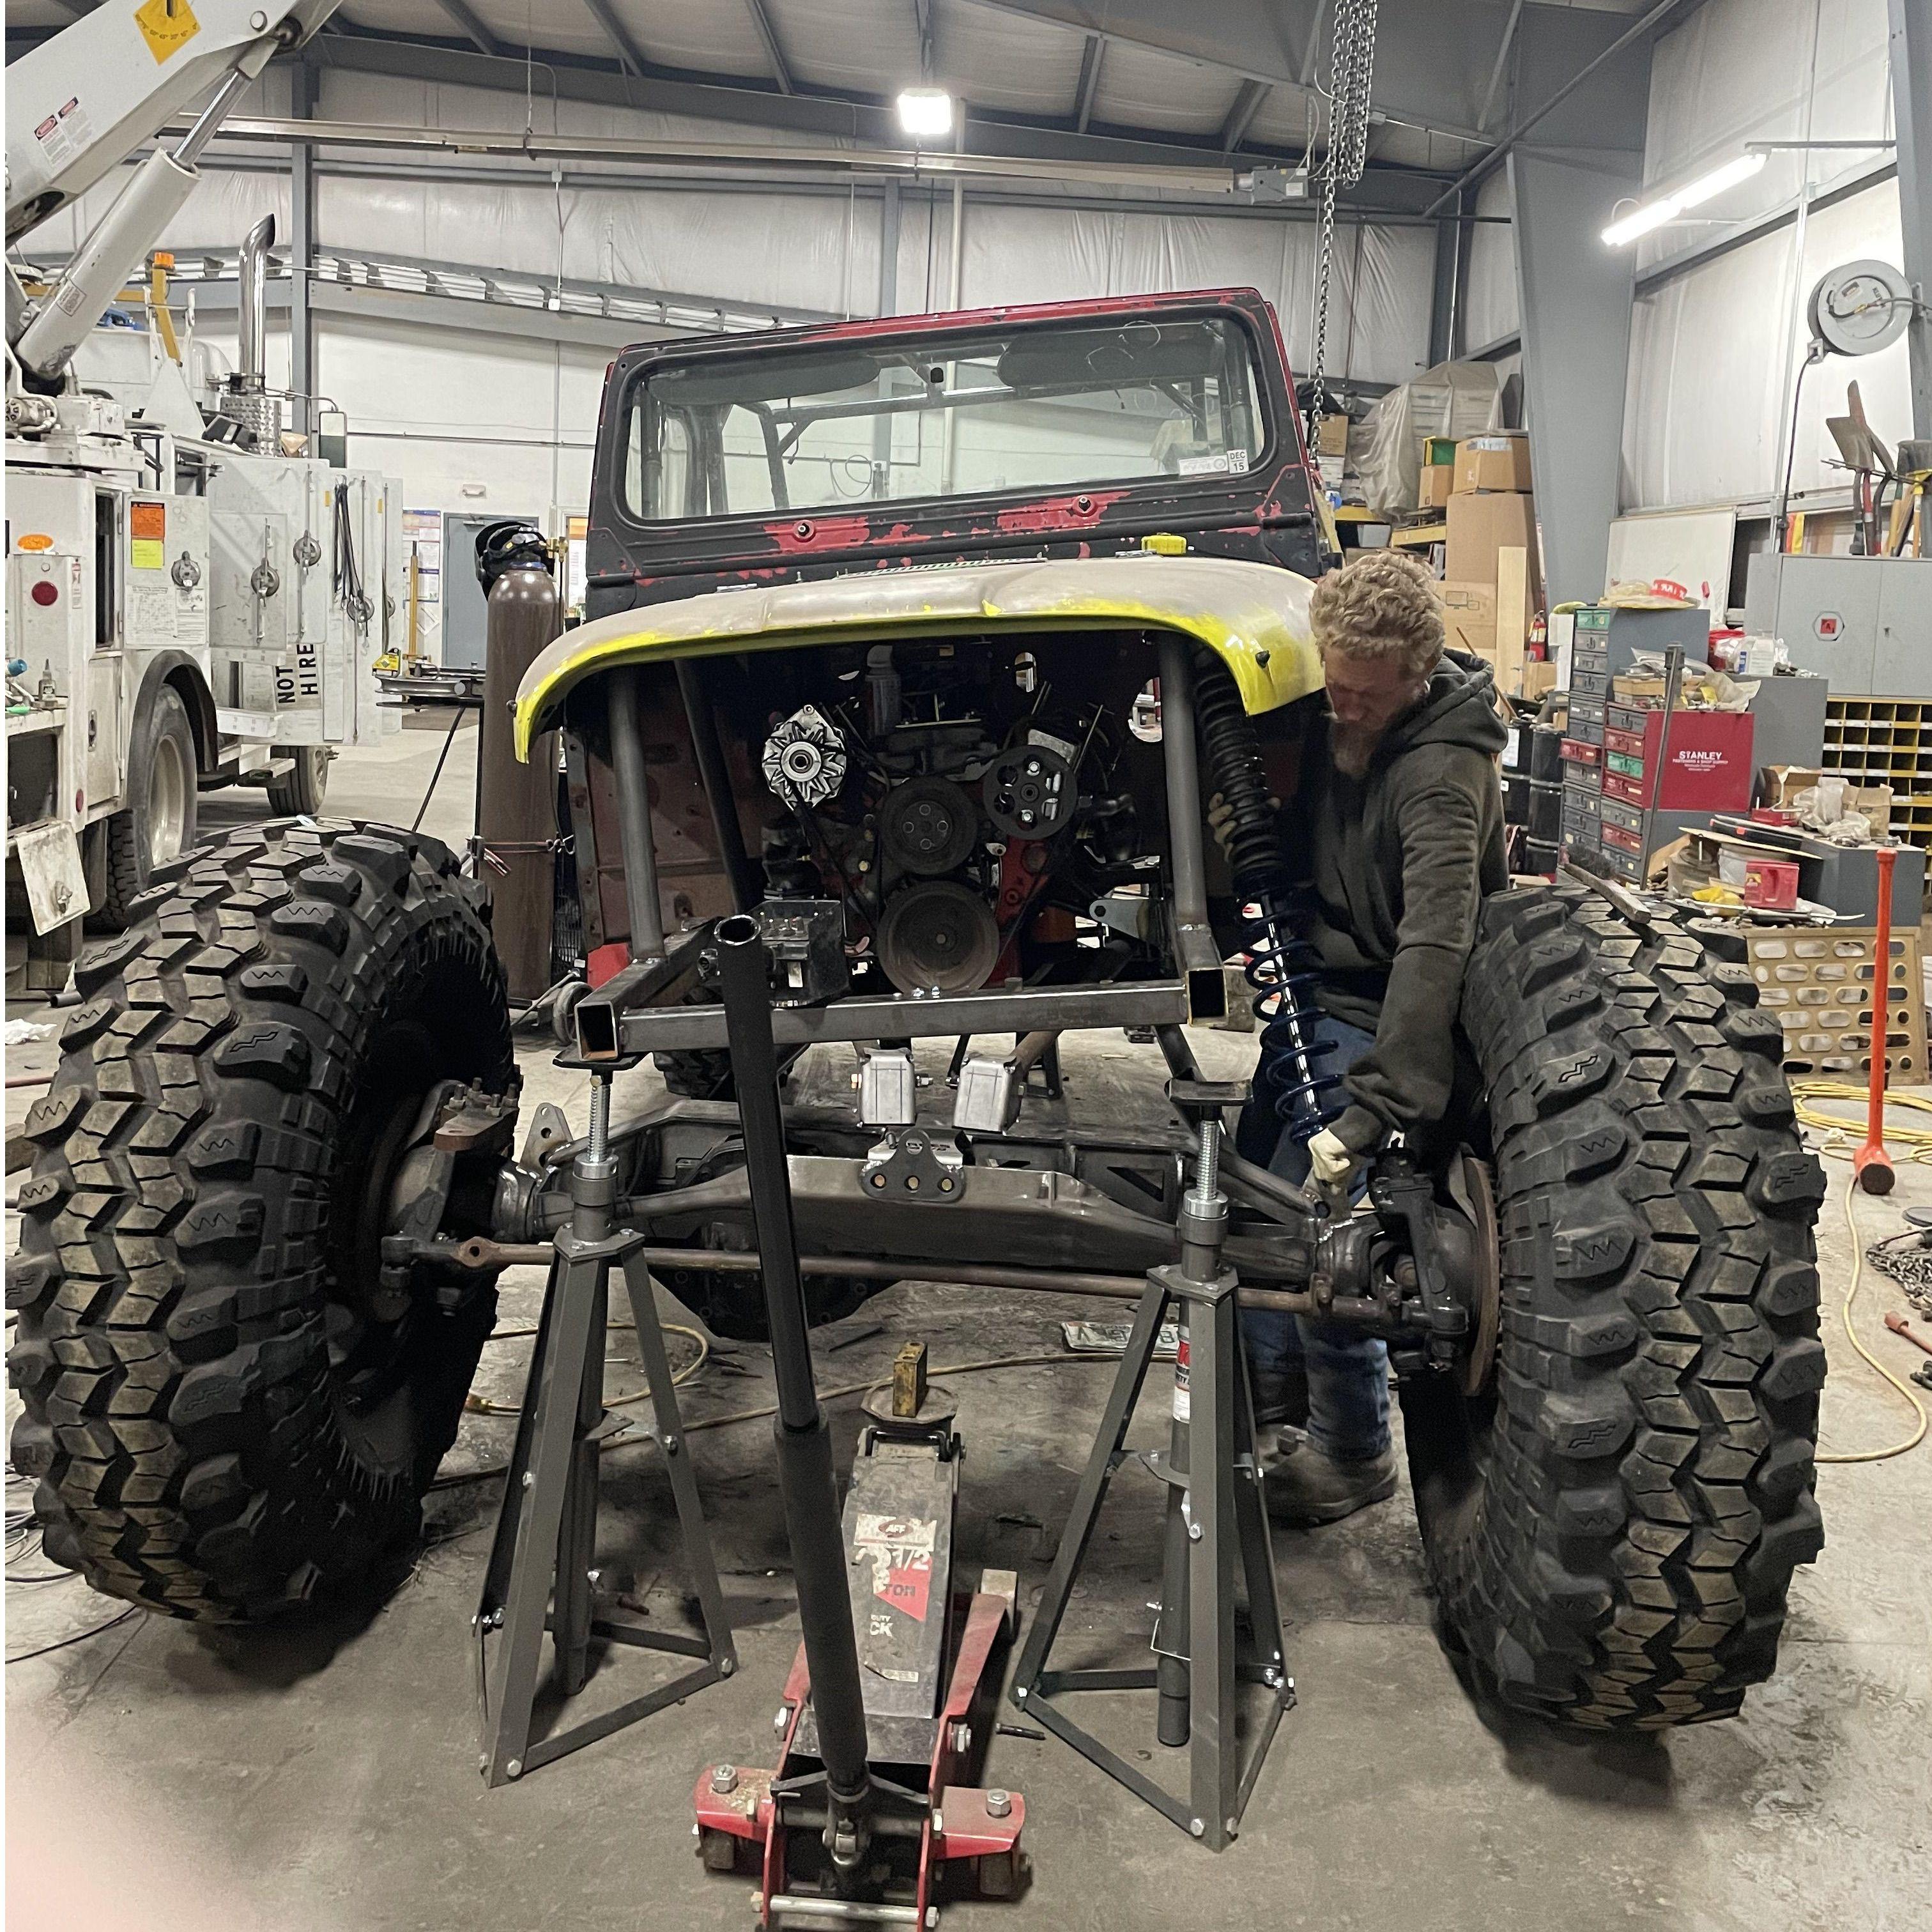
[1856,846,1897,1196]
[715,916,875,1879]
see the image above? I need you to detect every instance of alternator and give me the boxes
[762,702,847,809]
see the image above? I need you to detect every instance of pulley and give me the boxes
[983,744,1077,839]
[880,776,979,875]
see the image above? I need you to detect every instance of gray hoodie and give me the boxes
[1296,650,1510,1154]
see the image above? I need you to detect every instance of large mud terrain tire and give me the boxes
[1402,883,1827,1728]
[8,820,512,1622]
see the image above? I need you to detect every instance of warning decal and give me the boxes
[854,1513,936,1624]
[130,501,165,571]
[134,0,201,65]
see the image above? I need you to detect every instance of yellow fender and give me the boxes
[512,553,1322,760]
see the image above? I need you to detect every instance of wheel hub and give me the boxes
[1451,1151,1501,1397]
[148,730,191,866]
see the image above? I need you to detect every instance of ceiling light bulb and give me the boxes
[896,88,955,140]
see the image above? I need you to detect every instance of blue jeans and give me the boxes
[1240,1013,1392,1464]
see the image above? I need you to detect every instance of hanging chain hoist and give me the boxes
[1307,0,1380,454]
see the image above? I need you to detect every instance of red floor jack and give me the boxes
[693,917,1026,1928]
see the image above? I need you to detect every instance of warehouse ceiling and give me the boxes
[6,0,1699,217]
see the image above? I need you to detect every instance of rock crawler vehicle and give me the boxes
[13,288,1827,1742]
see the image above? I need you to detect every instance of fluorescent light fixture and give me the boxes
[896,88,955,140]
[1601,148,1767,247]
[1673,148,1767,209]
[1601,195,1683,247]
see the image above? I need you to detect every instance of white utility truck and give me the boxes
[6,0,392,987]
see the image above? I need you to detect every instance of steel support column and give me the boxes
[1452,187,1477,359]
[1427,205,1458,367]
[1507,12,1650,606]
[290,61,316,440]
[1890,0,1932,440]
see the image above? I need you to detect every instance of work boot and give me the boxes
[1248,1365,1310,1432]
[1265,1444,1397,1526]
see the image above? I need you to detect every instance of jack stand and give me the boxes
[1009,1077,1292,1850]
[475,1067,737,1787]
[695,917,1025,1928]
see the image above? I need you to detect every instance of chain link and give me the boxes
[1867,1238,1932,1321]
[1307,0,1380,455]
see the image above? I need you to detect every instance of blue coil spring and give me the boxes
[1242,895,1343,1140]
[1190,650,1342,1143]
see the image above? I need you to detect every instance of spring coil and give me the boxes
[1192,651,1342,1142]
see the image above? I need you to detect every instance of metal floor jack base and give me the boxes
[1009,1084,1293,1851]
[475,1116,737,1788]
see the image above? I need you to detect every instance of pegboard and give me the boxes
[1744,926,1926,1081]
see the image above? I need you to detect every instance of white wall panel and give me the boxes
[23,165,291,262]
[14,56,1438,523]
[1638,0,1893,270]
[1462,171,1518,351]
[1623,223,1797,509]
[316,314,608,521]
[956,204,1429,385]
[1621,176,1908,510]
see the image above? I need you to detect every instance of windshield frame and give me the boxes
[613,300,1279,533]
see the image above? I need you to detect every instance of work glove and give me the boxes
[1206,790,1278,864]
[1206,792,1236,861]
[1307,1126,1364,1214]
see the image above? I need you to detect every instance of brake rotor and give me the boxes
[880,776,979,876]
[1453,1149,1501,1397]
[875,880,1000,994]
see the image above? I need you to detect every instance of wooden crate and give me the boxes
[1743,925,1926,1080]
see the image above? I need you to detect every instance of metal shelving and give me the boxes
[1823,697,1932,848]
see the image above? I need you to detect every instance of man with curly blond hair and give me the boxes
[1227,546,1507,1524]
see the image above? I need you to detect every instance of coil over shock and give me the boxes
[1192,649,1342,1143]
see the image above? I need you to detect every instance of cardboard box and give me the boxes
[1521,660,1558,700]
[1418,463,1455,511]
[1452,431,1533,495]
[1496,546,1531,682]
[1612,673,1667,704]
[1757,764,1893,837]
[1436,580,1496,658]
[1315,413,1351,458]
[1446,490,1540,590]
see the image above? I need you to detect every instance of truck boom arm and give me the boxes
[6,2,338,245]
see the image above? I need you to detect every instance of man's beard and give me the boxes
[1328,715,1381,778]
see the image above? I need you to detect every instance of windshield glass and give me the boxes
[622,313,1267,523]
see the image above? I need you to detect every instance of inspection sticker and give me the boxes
[130,501,165,571]
[854,1513,936,1623]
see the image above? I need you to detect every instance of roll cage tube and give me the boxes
[584,289,1321,600]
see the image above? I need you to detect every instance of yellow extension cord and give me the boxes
[1788,1081,1931,1463]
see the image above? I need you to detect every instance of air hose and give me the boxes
[1191,650,1341,1142]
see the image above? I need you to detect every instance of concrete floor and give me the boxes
[7,721,1931,1932]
